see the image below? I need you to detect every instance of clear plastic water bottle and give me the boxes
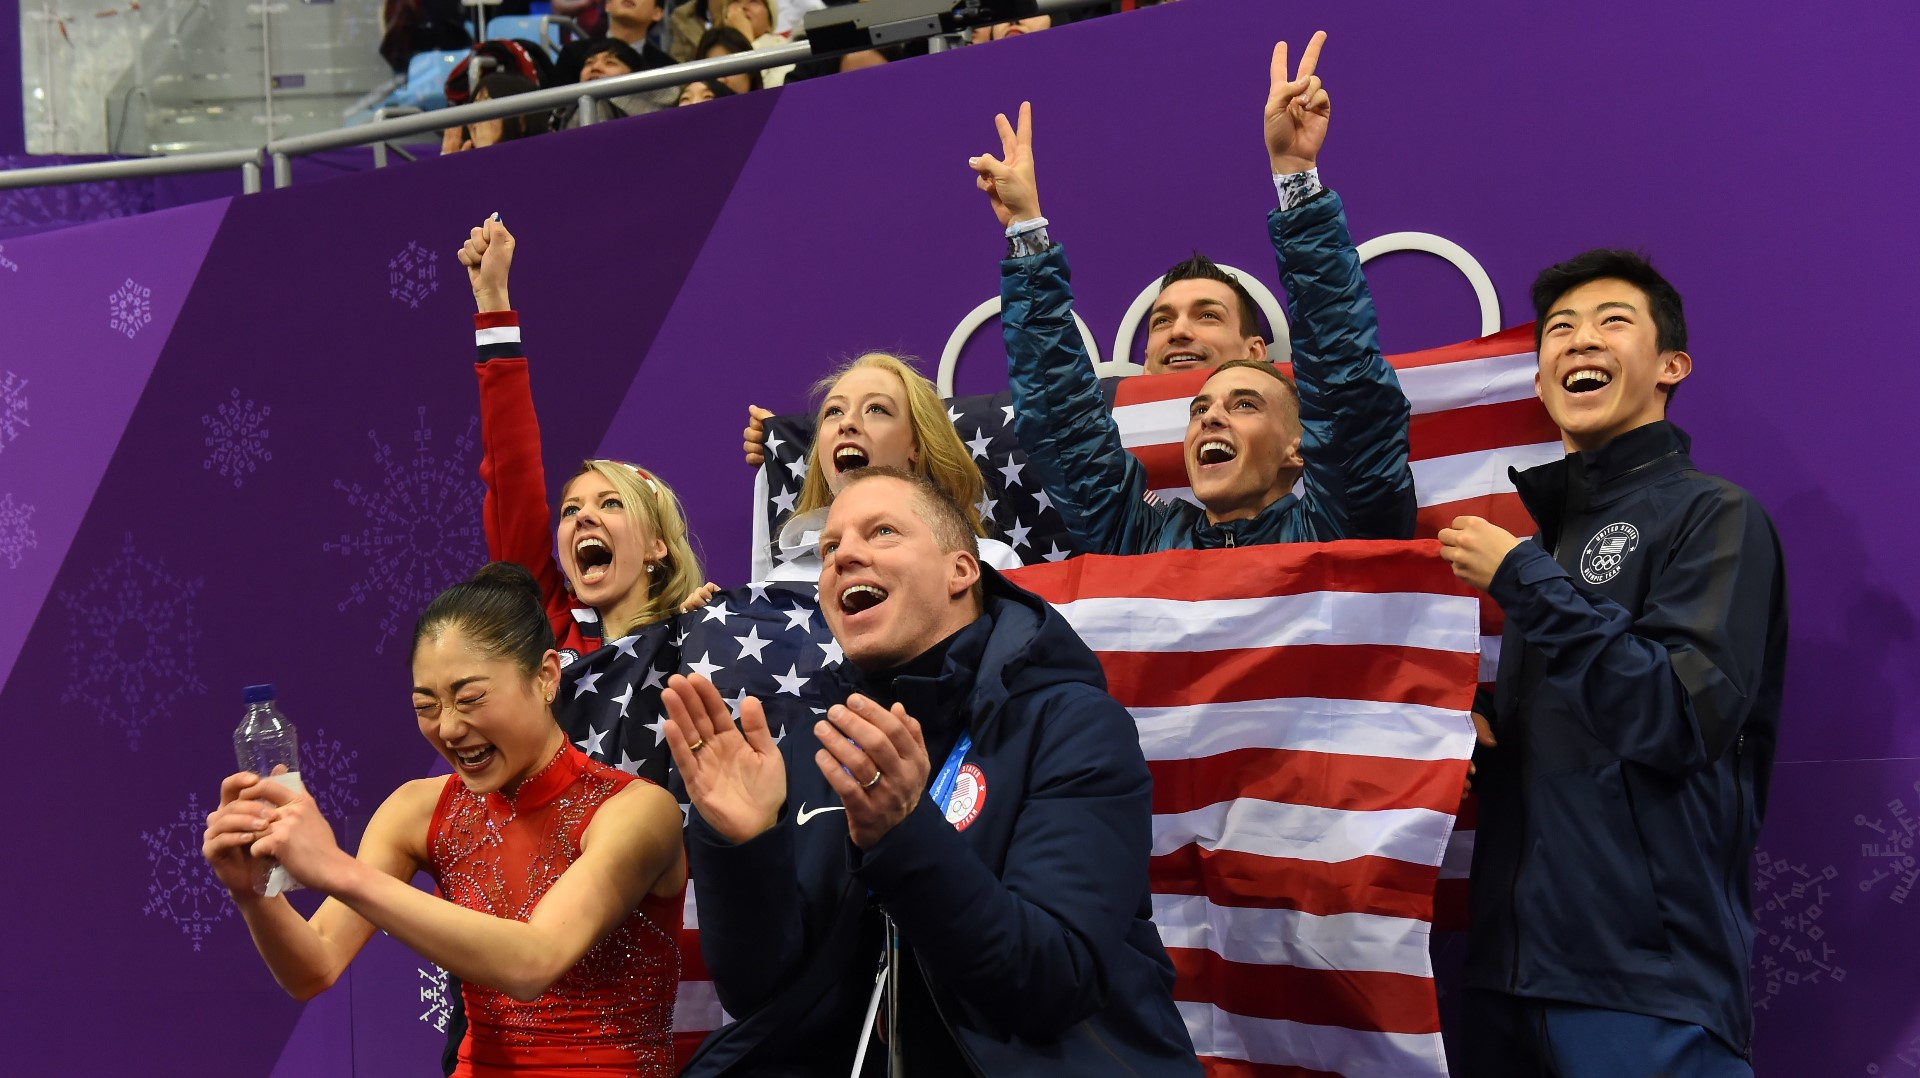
[234,684,306,897]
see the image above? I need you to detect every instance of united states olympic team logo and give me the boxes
[945,763,987,831]
[1581,522,1640,584]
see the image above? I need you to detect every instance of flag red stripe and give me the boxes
[1408,399,1562,462]
[1131,440,1190,489]
[1169,948,1442,1035]
[1415,491,1532,539]
[1011,540,1469,604]
[1199,1058,1346,1078]
[1152,845,1438,922]
[1151,748,1471,817]
[1100,643,1479,711]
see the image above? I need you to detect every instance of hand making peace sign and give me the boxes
[1266,31,1331,175]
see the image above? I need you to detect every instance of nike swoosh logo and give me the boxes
[796,804,846,825]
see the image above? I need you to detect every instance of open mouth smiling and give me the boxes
[838,583,888,616]
[833,444,870,474]
[1562,368,1612,394]
[575,536,613,584]
[1195,440,1238,467]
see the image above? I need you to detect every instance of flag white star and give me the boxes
[735,625,772,662]
[999,460,1025,488]
[1043,542,1071,562]
[773,664,811,696]
[818,638,844,666]
[609,635,640,659]
[1001,404,1015,423]
[572,671,604,698]
[966,429,993,459]
[643,713,669,746]
[771,488,797,514]
[701,601,734,626]
[748,582,771,605]
[975,494,998,523]
[765,431,785,456]
[947,405,963,425]
[671,628,690,647]
[643,665,668,689]
[787,458,808,479]
[1034,490,1054,514]
[782,606,814,633]
[687,652,723,680]
[1005,519,1032,548]
[680,803,692,826]
[612,682,635,717]
[772,725,787,746]
[726,688,750,720]
[615,750,645,776]
[575,724,608,757]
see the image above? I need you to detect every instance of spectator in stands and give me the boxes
[676,79,735,106]
[742,353,1024,580]
[969,14,1050,43]
[380,0,470,73]
[1438,251,1786,1078]
[774,0,824,36]
[439,73,551,154]
[720,0,794,87]
[554,0,674,85]
[553,38,674,127]
[694,26,764,93]
[966,32,1416,554]
[659,468,1201,1077]
[203,561,687,1076]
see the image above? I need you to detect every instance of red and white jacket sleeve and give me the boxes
[473,311,599,654]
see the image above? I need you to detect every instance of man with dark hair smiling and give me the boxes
[968,32,1415,554]
[659,467,1198,1077]
[1438,250,1787,1076]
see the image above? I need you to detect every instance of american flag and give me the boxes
[1011,541,1480,1077]
[555,326,1553,1069]
[751,325,1560,929]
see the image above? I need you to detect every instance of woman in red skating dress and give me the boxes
[203,562,685,1076]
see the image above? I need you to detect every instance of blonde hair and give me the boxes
[569,460,705,636]
[794,353,988,537]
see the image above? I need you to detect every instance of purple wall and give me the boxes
[0,0,1915,1073]
[0,0,21,154]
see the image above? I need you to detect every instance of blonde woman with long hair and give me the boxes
[457,215,717,661]
[747,351,1023,581]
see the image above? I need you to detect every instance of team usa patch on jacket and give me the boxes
[1580,521,1640,584]
[945,763,987,831]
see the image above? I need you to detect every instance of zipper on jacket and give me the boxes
[1224,531,1235,548]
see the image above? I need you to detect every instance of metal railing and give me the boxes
[0,0,1096,197]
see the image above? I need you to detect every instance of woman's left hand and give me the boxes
[243,778,350,893]
[679,582,722,613]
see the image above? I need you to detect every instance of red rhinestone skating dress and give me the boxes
[428,744,682,1076]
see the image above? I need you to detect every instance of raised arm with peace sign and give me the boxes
[1265,30,1330,175]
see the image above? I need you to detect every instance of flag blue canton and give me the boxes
[759,386,1105,572]
[552,581,848,816]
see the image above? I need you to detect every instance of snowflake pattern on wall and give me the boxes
[140,792,234,952]
[59,532,207,749]
[322,408,485,654]
[302,727,363,825]
[1752,849,1846,1011]
[0,242,19,272]
[200,387,272,487]
[0,370,28,452]
[418,964,452,1032]
[388,241,440,309]
[1855,779,1920,907]
[1866,1032,1920,1074]
[108,278,154,339]
[0,161,154,231]
[0,493,35,569]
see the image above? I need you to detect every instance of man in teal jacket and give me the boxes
[968,32,1415,553]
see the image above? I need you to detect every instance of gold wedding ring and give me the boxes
[862,770,883,789]
[687,739,707,753]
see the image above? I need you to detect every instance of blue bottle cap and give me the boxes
[244,684,277,704]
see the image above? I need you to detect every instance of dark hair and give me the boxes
[1158,253,1264,339]
[576,37,647,79]
[412,561,556,675]
[1205,358,1300,412]
[475,74,553,140]
[1530,249,1688,402]
[678,78,737,103]
[694,27,762,90]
